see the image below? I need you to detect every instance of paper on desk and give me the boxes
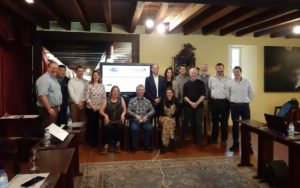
[22,115,39,119]
[0,115,24,119]
[8,173,49,188]
[46,123,69,141]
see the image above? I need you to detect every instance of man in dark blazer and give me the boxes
[56,65,69,126]
[145,64,167,116]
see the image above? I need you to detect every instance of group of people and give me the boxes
[35,60,254,154]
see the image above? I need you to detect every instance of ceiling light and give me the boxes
[25,0,34,4]
[156,23,166,34]
[145,19,154,28]
[86,68,91,74]
[293,25,300,34]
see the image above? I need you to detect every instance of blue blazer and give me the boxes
[145,75,167,103]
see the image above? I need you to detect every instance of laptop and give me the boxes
[264,114,288,136]
[264,114,300,139]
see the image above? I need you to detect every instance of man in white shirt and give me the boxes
[68,66,89,123]
[208,63,230,145]
[226,66,254,152]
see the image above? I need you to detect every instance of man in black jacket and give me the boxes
[56,65,69,126]
[145,64,167,116]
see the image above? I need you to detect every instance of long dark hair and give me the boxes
[164,87,176,103]
[109,85,120,98]
[164,67,174,81]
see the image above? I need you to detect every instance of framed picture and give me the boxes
[173,56,195,76]
[264,46,300,92]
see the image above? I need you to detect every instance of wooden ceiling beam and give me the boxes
[0,0,49,28]
[270,28,293,38]
[141,0,300,9]
[183,5,238,35]
[128,1,144,33]
[285,34,300,39]
[38,1,71,30]
[146,3,169,34]
[168,4,205,33]
[220,9,292,36]
[236,10,300,36]
[254,20,299,37]
[72,0,90,31]
[202,7,267,35]
[103,0,112,32]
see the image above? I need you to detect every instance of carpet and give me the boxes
[75,156,269,188]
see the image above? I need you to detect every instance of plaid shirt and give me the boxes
[127,97,155,119]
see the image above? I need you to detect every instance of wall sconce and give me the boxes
[293,25,300,34]
[156,23,166,34]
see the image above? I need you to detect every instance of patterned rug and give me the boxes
[75,156,269,188]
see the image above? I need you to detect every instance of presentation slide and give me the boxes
[102,64,151,93]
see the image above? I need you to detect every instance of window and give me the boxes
[229,46,241,78]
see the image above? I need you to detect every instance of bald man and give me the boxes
[183,67,206,150]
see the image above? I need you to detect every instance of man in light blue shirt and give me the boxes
[226,66,254,152]
[36,61,62,128]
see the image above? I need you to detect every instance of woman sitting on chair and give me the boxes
[159,88,179,154]
[99,86,126,153]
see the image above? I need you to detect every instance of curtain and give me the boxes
[0,10,33,116]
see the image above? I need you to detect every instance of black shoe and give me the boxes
[160,146,166,154]
[229,145,239,152]
[207,135,213,143]
[144,147,153,153]
[170,139,178,151]
[211,139,218,144]
[131,148,137,153]
[249,146,254,154]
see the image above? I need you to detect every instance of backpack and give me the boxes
[277,98,299,118]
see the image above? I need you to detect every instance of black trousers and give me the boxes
[103,122,124,145]
[85,108,100,146]
[210,99,230,142]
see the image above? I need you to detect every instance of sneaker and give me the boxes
[229,145,239,152]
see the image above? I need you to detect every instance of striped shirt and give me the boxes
[127,97,155,118]
[225,77,254,103]
[36,72,62,107]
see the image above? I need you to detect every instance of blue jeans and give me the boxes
[230,102,251,146]
[130,120,153,150]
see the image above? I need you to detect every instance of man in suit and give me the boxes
[145,64,167,116]
[56,65,69,126]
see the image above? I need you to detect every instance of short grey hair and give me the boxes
[136,84,145,91]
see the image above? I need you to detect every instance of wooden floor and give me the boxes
[79,129,240,163]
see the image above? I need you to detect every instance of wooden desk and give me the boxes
[239,120,300,188]
[33,133,81,176]
[21,148,75,188]
[0,115,41,137]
